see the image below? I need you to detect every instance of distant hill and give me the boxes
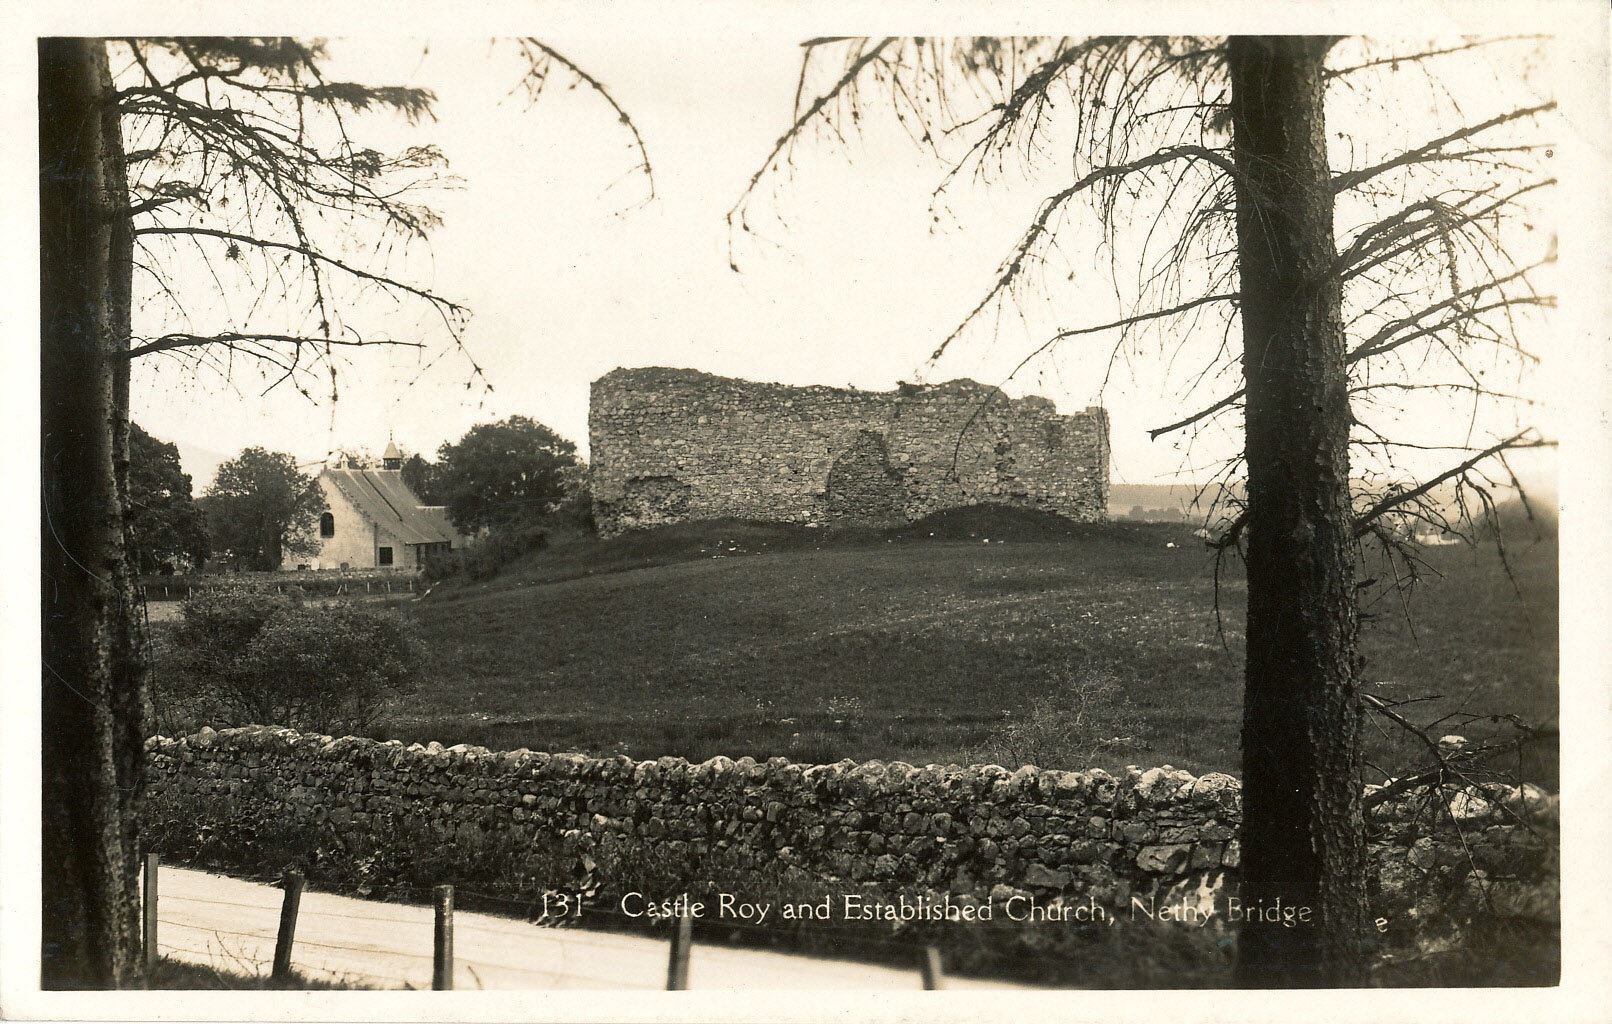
[1108,472,1557,524]
[170,438,232,492]
[1108,482,1236,521]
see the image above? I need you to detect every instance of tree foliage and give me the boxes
[399,452,442,505]
[127,422,209,573]
[173,585,419,734]
[201,447,324,570]
[113,37,475,396]
[433,415,580,534]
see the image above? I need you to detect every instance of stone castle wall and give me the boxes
[146,727,1557,956]
[588,368,1109,536]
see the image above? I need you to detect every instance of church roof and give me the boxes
[383,440,402,460]
[323,467,457,546]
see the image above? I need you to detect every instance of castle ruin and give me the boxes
[589,367,1109,535]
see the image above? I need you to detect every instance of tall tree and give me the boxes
[201,448,324,570]
[40,36,650,985]
[735,35,1554,984]
[1223,37,1366,985]
[127,423,209,573]
[40,37,144,990]
[434,415,580,533]
[399,452,442,505]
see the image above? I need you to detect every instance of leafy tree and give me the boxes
[41,35,647,985]
[170,586,417,732]
[201,448,324,570]
[173,587,418,735]
[168,583,298,697]
[399,452,442,505]
[126,423,209,574]
[434,415,580,534]
[238,605,420,733]
[737,36,1554,984]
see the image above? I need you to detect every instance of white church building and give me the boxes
[284,442,462,571]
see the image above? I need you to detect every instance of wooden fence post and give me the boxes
[433,885,454,991]
[919,946,943,990]
[142,853,159,974]
[665,913,693,990]
[272,871,305,983]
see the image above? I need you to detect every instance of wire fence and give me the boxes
[156,912,656,990]
[146,856,948,991]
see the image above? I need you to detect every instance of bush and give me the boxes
[172,582,298,677]
[166,586,419,734]
[963,668,1145,770]
[235,606,420,733]
[421,519,549,583]
[416,464,599,585]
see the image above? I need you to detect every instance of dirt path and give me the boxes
[155,867,1022,990]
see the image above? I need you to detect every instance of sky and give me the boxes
[124,34,1563,496]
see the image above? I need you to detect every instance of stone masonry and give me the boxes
[146,727,1557,956]
[588,368,1109,536]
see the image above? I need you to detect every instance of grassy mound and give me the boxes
[891,503,1181,544]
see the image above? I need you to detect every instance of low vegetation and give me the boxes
[156,583,422,736]
[374,505,1555,784]
[145,503,1555,782]
[144,956,371,990]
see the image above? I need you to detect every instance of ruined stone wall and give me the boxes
[145,727,1557,956]
[588,368,1109,536]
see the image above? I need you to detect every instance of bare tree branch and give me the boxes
[1351,432,1555,538]
[125,331,421,360]
[1331,102,1555,193]
[932,147,1236,362]
[515,38,656,207]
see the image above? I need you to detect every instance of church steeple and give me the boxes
[382,437,403,471]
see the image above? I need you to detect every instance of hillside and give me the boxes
[394,508,1557,782]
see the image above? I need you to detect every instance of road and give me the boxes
[155,866,1022,990]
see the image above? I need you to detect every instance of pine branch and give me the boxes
[931,146,1237,363]
[516,39,655,206]
[131,225,467,322]
[1331,102,1555,193]
[1350,432,1554,538]
[727,38,899,262]
[1148,269,1552,440]
[125,331,422,359]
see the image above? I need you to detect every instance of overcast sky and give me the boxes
[125,34,1562,495]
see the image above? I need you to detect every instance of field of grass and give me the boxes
[386,506,1557,782]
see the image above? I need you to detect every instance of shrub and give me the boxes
[963,668,1145,770]
[171,582,298,678]
[419,467,597,584]
[422,519,549,583]
[233,606,420,733]
[165,586,419,734]
[548,465,596,533]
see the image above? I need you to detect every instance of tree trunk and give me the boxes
[1226,36,1368,987]
[40,37,147,989]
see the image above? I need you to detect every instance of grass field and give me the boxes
[386,506,1557,782]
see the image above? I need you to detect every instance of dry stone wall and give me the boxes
[145,727,1557,956]
[588,368,1109,536]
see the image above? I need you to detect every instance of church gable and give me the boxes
[284,447,457,570]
